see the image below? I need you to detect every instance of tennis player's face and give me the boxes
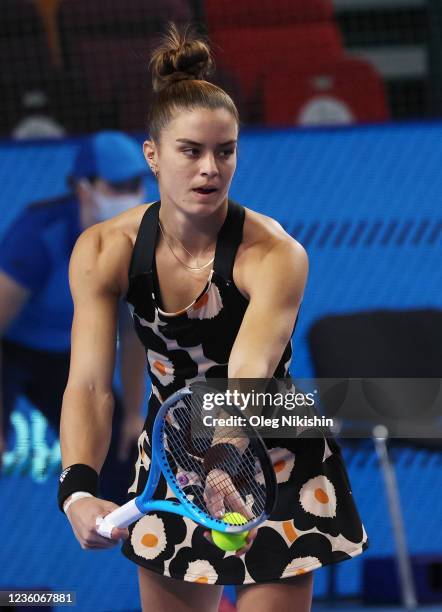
[146,107,238,215]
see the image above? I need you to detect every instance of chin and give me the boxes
[185,194,227,214]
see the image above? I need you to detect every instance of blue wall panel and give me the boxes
[0,122,441,609]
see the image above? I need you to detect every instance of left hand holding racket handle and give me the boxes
[65,496,129,548]
[96,498,144,538]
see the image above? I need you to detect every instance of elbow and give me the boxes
[62,382,115,414]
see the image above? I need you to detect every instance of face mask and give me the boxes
[92,189,144,222]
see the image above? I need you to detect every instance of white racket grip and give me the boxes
[96,498,144,538]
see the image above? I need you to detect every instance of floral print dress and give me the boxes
[121,201,368,584]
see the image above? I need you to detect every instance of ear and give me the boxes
[143,140,158,175]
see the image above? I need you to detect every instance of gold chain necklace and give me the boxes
[158,221,215,271]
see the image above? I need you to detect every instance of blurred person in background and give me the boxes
[0,130,148,504]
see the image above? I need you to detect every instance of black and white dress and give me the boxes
[121,201,368,584]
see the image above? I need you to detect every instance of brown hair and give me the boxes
[147,23,239,142]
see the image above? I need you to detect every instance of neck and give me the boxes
[158,197,228,254]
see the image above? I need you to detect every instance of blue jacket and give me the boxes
[0,194,81,351]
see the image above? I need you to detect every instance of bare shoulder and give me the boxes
[70,204,151,297]
[239,206,308,267]
[233,206,308,300]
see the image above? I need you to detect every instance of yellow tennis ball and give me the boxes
[211,513,250,551]
[222,512,249,525]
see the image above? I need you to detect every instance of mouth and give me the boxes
[193,187,218,195]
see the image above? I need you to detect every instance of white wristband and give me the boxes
[63,491,93,515]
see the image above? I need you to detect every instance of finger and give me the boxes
[95,507,129,538]
[205,492,225,518]
[85,539,119,550]
[90,539,119,549]
[95,534,122,546]
[234,542,250,556]
[111,527,129,541]
[91,523,128,545]
[82,532,120,549]
[234,529,257,557]
[101,502,122,514]
[247,529,258,544]
[225,491,253,520]
[203,530,215,545]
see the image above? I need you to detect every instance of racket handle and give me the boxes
[96,498,144,538]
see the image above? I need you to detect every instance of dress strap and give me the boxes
[213,200,245,282]
[126,202,160,309]
[128,201,160,278]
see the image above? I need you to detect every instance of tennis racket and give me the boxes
[96,381,277,541]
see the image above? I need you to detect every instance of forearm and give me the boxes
[227,326,290,391]
[210,367,269,452]
[60,384,115,473]
[209,360,279,452]
[227,360,276,419]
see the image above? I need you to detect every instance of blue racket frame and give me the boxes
[133,387,271,534]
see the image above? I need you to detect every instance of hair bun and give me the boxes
[150,23,213,92]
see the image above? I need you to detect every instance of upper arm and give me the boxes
[67,228,130,394]
[229,239,308,377]
[0,271,31,335]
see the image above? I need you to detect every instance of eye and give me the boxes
[218,149,235,158]
[182,148,200,157]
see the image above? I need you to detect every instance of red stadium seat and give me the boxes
[204,0,341,121]
[263,56,389,126]
[204,0,334,29]
[210,23,343,105]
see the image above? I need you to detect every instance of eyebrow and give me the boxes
[176,139,237,146]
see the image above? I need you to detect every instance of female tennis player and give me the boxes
[59,24,368,612]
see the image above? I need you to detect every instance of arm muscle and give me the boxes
[229,239,308,379]
[60,228,131,472]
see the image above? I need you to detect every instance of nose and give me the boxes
[200,152,219,178]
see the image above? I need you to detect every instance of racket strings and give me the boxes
[163,394,268,522]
